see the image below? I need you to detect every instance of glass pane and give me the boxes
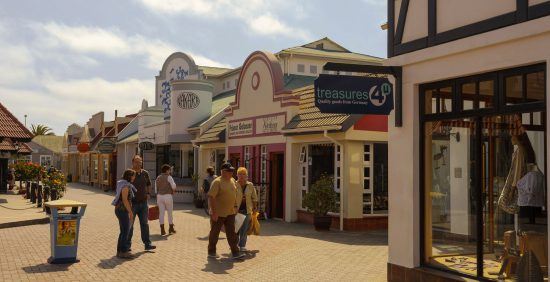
[424,119,478,277]
[505,75,523,105]
[440,87,453,113]
[482,113,547,280]
[479,80,494,109]
[425,89,436,114]
[526,71,545,102]
[364,167,370,177]
[373,143,388,214]
[363,179,370,190]
[462,82,476,111]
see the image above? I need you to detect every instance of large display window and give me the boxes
[421,64,547,280]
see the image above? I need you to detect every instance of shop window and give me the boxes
[297,64,305,73]
[308,144,335,190]
[363,144,370,162]
[102,158,108,182]
[156,145,183,178]
[244,146,251,173]
[310,65,318,74]
[420,63,547,280]
[93,158,98,181]
[40,155,52,167]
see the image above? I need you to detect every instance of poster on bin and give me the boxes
[56,220,77,246]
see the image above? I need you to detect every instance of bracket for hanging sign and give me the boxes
[322,63,403,127]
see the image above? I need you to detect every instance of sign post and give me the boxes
[314,74,394,115]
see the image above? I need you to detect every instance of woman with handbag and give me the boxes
[156,164,177,236]
[235,167,258,252]
[112,169,137,259]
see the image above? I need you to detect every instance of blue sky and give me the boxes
[0,0,387,135]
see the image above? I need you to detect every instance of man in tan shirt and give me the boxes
[207,163,244,259]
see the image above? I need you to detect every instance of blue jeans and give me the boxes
[238,213,251,248]
[129,201,151,248]
[115,207,131,253]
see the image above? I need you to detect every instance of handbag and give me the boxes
[247,212,260,235]
[148,205,159,221]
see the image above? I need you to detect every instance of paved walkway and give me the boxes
[0,183,388,281]
[0,189,48,228]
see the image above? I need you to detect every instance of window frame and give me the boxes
[419,63,547,279]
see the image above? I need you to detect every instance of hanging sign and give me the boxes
[314,74,394,115]
[138,141,154,151]
[97,139,116,154]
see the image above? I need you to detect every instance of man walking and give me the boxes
[129,155,156,251]
[207,163,244,259]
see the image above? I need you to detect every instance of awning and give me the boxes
[193,117,226,144]
[118,132,138,144]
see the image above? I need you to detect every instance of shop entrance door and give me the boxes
[269,153,284,219]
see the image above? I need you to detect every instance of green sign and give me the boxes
[97,139,116,154]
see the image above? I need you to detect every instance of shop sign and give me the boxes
[138,141,154,151]
[256,114,285,135]
[228,120,253,138]
[97,139,116,154]
[314,74,394,115]
[176,91,200,109]
[77,143,90,153]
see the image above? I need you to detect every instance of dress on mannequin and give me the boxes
[517,164,545,224]
[498,145,527,214]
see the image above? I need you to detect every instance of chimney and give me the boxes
[115,110,119,135]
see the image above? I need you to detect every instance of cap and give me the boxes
[220,162,235,171]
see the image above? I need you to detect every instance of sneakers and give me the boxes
[240,247,248,252]
[145,244,157,251]
[231,252,245,260]
[208,253,220,259]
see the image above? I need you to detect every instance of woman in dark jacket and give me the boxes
[112,169,136,258]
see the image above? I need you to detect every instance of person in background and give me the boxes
[112,169,137,259]
[128,155,156,251]
[7,167,14,190]
[235,167,258,252]
[156,164,177,236]
[203,166,217,195]
[207,163,244,260]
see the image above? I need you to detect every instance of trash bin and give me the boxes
[44,199,87,264]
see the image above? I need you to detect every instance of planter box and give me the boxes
[296,210,388,231]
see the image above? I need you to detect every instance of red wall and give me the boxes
[353,115,388,132]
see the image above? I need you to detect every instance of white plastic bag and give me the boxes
[235,213,246,233]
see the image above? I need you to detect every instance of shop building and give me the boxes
[62,111,134,190]
[0,102,33,193]
[193,46,388,230]
[384,1,550,281]
[28,135,64,169]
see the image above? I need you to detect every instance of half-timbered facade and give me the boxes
[386,1,550,281]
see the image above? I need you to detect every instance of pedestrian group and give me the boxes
[112,155,258,260]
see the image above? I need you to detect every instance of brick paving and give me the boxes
[0,190,48,228]
[0,183,388,281]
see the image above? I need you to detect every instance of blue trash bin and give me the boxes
[44,199,87,264]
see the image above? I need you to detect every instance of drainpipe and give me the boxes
[324,130,344,231]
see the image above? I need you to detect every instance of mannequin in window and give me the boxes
[498,132,535,214]
[517,162,545,225]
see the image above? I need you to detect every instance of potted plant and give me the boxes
[191,174,204,208]
[302,175,337,231]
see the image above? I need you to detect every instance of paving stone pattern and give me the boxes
[0,183,388,281]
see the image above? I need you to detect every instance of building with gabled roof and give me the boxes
[0,102,33,193]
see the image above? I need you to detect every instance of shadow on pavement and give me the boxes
[97,251,147,269]
[202,256,240,274]
[22,263,70,273]
[150,234,168,242]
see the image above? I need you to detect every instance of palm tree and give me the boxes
[31,124,55,136]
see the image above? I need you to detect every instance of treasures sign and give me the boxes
[314,74,394,115]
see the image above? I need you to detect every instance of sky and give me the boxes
[0,0,387,135]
